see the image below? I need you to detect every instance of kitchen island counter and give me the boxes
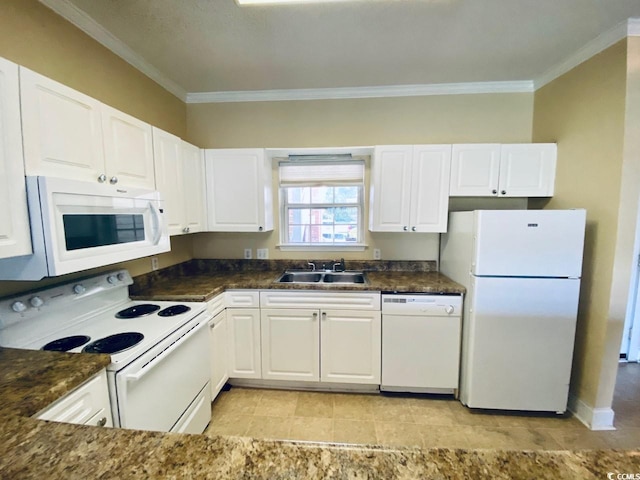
[1,343,640,478]
[129,259,466,302]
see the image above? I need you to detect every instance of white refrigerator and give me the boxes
[440,209,586,413]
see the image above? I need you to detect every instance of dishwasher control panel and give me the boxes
[381,294,462,316]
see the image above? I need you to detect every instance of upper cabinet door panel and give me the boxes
[0,58,32,259]
[20,67,104,182]
[182,141,206,234]
[369,145,413,232]
[152,127,184,236]
[410,145,451,233]
[498,144,557,197]
[205,148,272,232]
[449,144,501,196]
[102,105,155,190]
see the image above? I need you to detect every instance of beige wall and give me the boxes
[0,0,189,297]
[532,40,628,410]
[188,93,534,260]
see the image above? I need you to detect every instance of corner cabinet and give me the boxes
[369,145,451,233]
[450,143,556,197]
[0,57,32,259]
[204,148,273,232]
[20,67,155,189]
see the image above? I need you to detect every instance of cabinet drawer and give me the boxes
[225,290,260,308]
[207,292,225,317]
[36,370,112,426]
[260,291,381,311]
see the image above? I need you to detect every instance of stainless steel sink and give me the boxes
[322,272,366,284]
[276,270,367,284]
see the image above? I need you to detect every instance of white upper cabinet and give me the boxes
[498,144,557,197]
[21,67,155,189]
[152,127,184,236]
[0,58,32,259]
[182,141,206,234]
[450,143,556,197]
[101,104,155,190]
[204,148,273,232]
[370,145,451,233]
[21,67,105,182]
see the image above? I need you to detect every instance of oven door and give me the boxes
[113,313,212,432]
[38,176,170,276]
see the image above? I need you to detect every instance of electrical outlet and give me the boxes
[244,248,252,259]
[256,248,269,259]
[151,257,159,270]
[373,248,381,260]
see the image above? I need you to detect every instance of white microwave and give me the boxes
[0,177,169,281]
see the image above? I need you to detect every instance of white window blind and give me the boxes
[279,161,364,186]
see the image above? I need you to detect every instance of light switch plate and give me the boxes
[256,248,269,259]
[244,248,252,259]
[151,257,159,270]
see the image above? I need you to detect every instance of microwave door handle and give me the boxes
[150,202,163,246]
[125,317,209,383]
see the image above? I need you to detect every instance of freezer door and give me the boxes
[473,209,586,278]
[461,276,580,412]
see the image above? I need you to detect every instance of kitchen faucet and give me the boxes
[307,261,316,271]
[333,258,346,272]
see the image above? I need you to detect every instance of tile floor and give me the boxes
[203,363,640,450]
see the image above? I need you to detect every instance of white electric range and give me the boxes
[0,270,212,434]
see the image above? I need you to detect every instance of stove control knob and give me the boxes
[29,296,44,308]
[107,275,118,285]
[117,272,126,282]
[73,284,86,295]
[11,301,27,313]
[445,305,455,315]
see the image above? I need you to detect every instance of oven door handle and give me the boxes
[150,202,163,246]
[125,317,209,383]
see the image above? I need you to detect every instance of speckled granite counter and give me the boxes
[2,347,640,478]
[129,259,466,302]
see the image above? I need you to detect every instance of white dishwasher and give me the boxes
[381,294,462,394]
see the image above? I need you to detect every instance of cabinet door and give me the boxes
[102,104,155,190]
[320,310,381,384]
[261,309,319,382]
[20,67,105,182]
[369,145,413,232]
[204,148,272,232]
[409,145,451,233]
[498,144,556,197]
[209,311,229,400]
[226,308,261,379]
[449,144,501,196]
[182,141,206,234]
[0,58,32,259]
[152,127,185,236]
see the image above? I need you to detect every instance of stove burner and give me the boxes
[82,332,144,354]
[158,305,191,317]
[42,335,91,352]
[115,304,160,319]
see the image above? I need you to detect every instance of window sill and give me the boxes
[277,243,367,252]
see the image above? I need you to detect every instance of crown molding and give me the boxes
[38,0,187,101]
[534,17,639,90]
[186,81,534,103]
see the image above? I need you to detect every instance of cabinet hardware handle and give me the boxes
[501,190,507,195]
[98,174,107,183]
[321,312,327,320]
[97,417,107,427]
[258,226,263,231]
[492,189,497,195]
[109,176,118,185]
[183,227,190,233]
[411,226,416,232]
[403,226,408,231]
[312,312,318,320]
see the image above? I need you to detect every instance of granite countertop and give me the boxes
[1,321,640,477]
[129,259,466,302]
[1,346,639,478]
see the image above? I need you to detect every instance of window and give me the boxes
[279,160,364,248]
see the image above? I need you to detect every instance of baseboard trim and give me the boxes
[568,394,616,431]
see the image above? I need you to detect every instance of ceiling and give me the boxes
[44,0,640,99]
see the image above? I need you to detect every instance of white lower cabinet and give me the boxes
[35,370,112,428]
[226,308,262,379]
[258,291,382,385]
[208,309,229,400]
